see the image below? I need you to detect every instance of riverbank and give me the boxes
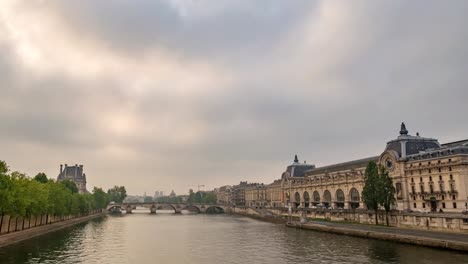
[0,212,106,248]
[228,207,468,252]
[287,220,468,252]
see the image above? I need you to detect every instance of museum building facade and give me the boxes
[279,123,468,213]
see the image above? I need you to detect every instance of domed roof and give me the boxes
[385,123,440,158]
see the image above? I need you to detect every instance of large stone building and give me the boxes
[214,185,232,205]
[245,183,267,207]
[281,123,468,213]
[57,164,88,193]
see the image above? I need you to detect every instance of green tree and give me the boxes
[201,192,217,204]
[47,181,71,217]
[107,186,127,203]
[33,173,48,183]
[60,179,79,194]
[362,161,381,225]
[144,196,153,203]
[187,189,195,204]
[0,163,14,232]
[380,166,396,226]
[0,160,8,175]
[92,187,108,209]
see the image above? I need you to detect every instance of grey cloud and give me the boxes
[1,1,468,194]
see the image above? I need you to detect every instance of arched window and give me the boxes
[303,191,310,208]
[323,190,331,207]
[336,189,345,202]
[313,191,320,205]
[335,189,345,209]
[294,192,300,208]
[349,188,360,209]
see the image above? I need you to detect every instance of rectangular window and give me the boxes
[442,203,446,209]
[453,202,457,209]
[411,186,415,193]
[423,203,426,208]
[429,185,434,194]
[414,203,417,208]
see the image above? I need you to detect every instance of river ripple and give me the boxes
[0,211,467,264]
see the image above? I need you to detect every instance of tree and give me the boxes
[202,192,217,204]
[92,187,109,209]
[34,173,48,183]
[0,162,13,232]
[144,196,153,203]
[60,179,79,194]
[107,186,127,203]
[187,189,195,204]
[380,166,396,226]
[362,161,381,225]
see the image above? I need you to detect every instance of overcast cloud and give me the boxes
[1,0,467,195]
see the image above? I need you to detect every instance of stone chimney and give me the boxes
[75,164,78,178]
[60,164,63,175]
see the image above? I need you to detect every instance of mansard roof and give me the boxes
[58,164,86,181]
[385,123,441,158]
[441,139,468,148]
[407,144,468,161]
[304,156,379,176]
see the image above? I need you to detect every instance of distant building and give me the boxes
[154,191,164,199]
[282,123,468,213]
[57,164,88,193]
[214,185,232,205]
[169,190,176,197]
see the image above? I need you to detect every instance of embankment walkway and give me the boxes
[287,220,468,252]
[0,213,105,248]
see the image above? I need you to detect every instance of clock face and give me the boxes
[385,158,394,171]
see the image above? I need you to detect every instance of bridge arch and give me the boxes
[182,205,201,213]
[156,204,177,212]
[205,206,224,214]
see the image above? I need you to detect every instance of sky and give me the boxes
[1,0,467,196]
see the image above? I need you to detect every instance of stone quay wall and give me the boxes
[269,208,468,233]
[0,211,105,248]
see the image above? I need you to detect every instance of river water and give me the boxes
[0,210,467,264]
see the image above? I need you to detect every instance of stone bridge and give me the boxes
[106,203,225,214]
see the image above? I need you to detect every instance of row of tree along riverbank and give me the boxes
[0,160,127,235]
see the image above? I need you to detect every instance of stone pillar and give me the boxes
[126,206,132,214]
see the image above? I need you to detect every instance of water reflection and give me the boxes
[0,214,467,264]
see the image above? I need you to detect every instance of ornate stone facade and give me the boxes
[280,123,468,213]
[57,164,88,193]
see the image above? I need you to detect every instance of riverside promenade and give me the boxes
[287,220,468,252]
[0,213,105,248]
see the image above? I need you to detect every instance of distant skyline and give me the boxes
[1,1,467,195]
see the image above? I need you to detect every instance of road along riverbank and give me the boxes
[287,221,468,252]
[0,212,106,248]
